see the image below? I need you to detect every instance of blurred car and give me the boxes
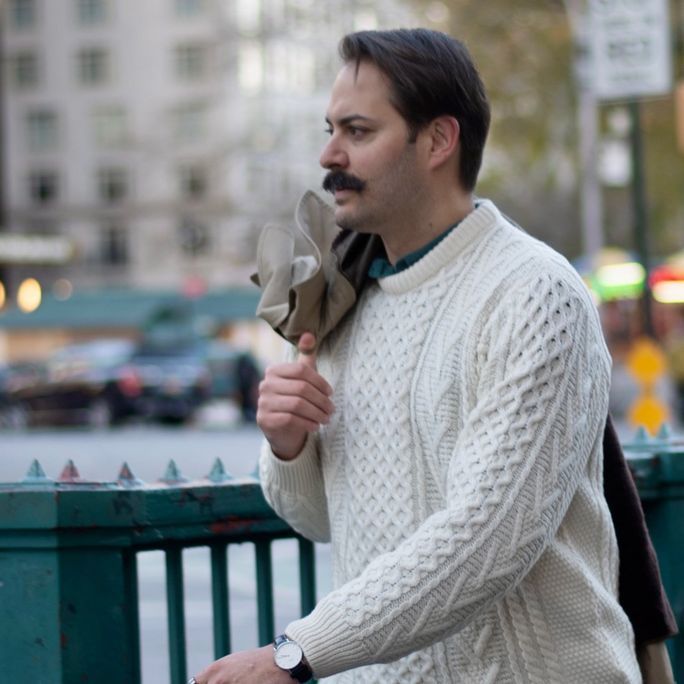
[2,335,264,429]
[129,339,262,425]
[4,339,142,428]
[128,340,212,424]
[0,361,46,429]
[203,342,261,422]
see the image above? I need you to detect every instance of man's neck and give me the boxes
[381,192,475,265]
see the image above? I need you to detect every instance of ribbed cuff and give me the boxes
[286,605,371,679]
[259,434,321,496]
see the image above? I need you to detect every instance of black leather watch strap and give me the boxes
[288,659,313,683]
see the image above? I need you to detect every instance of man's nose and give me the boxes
[319,136,348,169]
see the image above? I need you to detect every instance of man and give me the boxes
[193,28,641,683]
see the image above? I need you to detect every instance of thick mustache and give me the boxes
[322,170,366,194]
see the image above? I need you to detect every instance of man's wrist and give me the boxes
[271,436,307,461]
[273,634,313,682]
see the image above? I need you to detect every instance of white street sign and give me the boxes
[0,234,75,264]
[590,0,672,100]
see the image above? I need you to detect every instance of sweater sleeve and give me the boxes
[285,272,612,678]
[259,433,331,543]
[257,342,331,543]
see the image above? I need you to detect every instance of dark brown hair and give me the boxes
[339,28,490,192]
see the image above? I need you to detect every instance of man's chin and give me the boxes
[333,189,357,205]
[334,207,358,231]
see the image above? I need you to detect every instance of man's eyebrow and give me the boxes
[325,114,375,127]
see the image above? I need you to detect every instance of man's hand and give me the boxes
[191,645,292,684]
[257,332,334,460]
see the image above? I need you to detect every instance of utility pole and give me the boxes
[564,0,604,265]
[628,101,654,337]
[0,5,8,305]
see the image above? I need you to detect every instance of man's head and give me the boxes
[320,29,489,245]
[337,28,490,193]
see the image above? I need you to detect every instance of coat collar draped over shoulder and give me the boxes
[250,190,381,349]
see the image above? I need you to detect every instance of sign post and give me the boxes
[589,0,673,337]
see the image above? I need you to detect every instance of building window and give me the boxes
[178,164,208,199]
[236,0,260,35]
[92,106,127,147]
[9,52,39,89]
[173,102,206,142]
[9,0,36,29]
[268,43,314,94]
[97,167,128,203]
[28,171,59,205]
[175,0,205,17]
[100,223,128,265]
[178,217,209,256]
[238,42,263,93]
[77,0,108,24]
[174,43,209,81]
[26,109,58,151]
[77,48,110,85]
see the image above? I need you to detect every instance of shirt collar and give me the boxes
[368,222,459,279]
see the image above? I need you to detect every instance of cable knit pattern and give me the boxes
[259,200,641,683]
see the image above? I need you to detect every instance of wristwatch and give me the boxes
[273,634,313,682]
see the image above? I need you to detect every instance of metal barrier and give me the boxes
[0,458,316,684]
[1,430,682,683]
[624,426,684,682]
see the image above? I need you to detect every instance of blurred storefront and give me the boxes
[0,286,283,365]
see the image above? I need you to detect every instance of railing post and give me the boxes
[59,544,142,681]
[166,546,188,684]
[298,537,316,616]
[211,543,231,658]
[255,539,275,646]
[0,482,142,683]
[625,431,684,682]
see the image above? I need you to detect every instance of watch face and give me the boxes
[275,640,303,669]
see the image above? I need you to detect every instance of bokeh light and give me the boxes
[53,278,74,301]
[17,278,42,313]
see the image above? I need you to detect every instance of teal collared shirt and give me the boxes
[368,223,459,279]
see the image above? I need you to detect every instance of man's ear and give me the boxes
[425,116,460,171]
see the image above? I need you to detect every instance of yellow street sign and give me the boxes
[627,394,669,436]
[626,337,667,386]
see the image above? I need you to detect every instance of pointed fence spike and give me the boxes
[22,459,53,484]
[656,423,672,441]
[160,459,188,484]
[117,462,145,487]
[58,459,83,483]
[207,458,233,483]
[633,426,650,443]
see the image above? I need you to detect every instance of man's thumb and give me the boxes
[297,332,317,368]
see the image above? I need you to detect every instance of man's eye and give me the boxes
[348,127,367,138]
[324,127,333,136]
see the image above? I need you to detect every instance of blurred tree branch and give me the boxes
[412,0,684,260]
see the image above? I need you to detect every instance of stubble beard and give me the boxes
[335,143,423,236]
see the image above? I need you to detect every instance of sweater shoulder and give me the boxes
[473,210,591,306]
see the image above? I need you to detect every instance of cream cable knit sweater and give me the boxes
[259,200,641,683]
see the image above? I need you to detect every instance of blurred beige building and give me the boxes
[0,0,416,298]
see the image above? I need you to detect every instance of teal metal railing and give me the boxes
[1,429,682,683]
[623,426,684,681]
[0,458,317,684]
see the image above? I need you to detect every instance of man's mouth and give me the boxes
[322,170,366,195]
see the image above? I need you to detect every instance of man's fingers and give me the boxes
[261,410,322,434]
[260,391,332,426]
[265,361,333,397]
[297,332,317,369]
[260,375,334,416]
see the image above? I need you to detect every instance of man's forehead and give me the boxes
[325,61,394,121]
